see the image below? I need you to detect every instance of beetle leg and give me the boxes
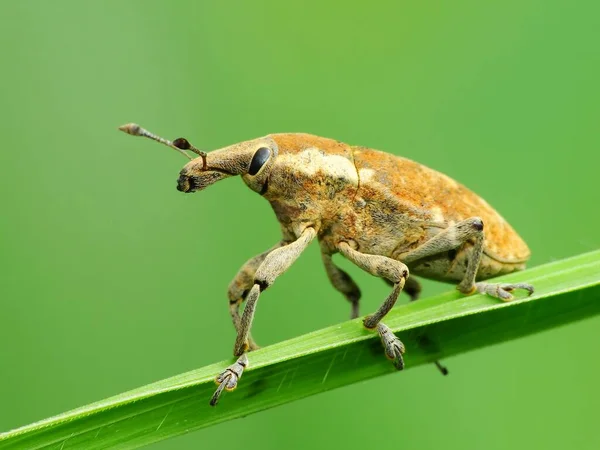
[383,276,421,301]
[209,354,248,406]
[399,217,534,300]
[338,241,408,371]
[227,241,287,351]
[400,217,485,268]
[383,277,448,375]
[474,282,535,301]
[234,226,316,355]
[211,227,316,406]
[377,322,405,369]
[321,252,361,319]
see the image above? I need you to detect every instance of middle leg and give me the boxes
[321,252,361,319]
[382,277,448,375]
[383,276,421,301]
[338,241,408,370]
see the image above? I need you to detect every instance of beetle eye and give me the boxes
[248,147,271,175]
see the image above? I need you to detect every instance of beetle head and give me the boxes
[177,136,278,194]
[119,123,278,194]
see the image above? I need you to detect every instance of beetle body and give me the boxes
[120,123,534,406]
[259,133,530,283]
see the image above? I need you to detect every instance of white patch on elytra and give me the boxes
[278,148,359,184]
[358,168,375,183]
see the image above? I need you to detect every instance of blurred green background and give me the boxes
[1,0,599,448]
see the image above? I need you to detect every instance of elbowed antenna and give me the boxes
[118,123,207,167]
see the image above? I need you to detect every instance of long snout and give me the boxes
[176,169,232,193]
[175,143,257,193]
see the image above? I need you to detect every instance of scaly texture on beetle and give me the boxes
[119,124,534,406]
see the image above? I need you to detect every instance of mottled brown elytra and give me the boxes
[119,123,533,406]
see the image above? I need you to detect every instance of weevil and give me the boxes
[119,123,534,406]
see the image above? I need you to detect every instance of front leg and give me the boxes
[227,241,287,350]
[211,226,317,406]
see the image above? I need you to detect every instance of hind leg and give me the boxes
[399,217,534,300]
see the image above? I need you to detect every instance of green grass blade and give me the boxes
[2,251,599,449]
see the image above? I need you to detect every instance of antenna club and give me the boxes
[118,123,143,136]
[173,137,191,150]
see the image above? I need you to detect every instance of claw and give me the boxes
[497,288,514,301]
[377,322,405,370]
[210,354,249,406]
[502,283,535,295]
[210,377,228,406]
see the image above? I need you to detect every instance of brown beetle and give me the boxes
[119,124,534,406]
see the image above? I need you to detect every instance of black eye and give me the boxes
[248,147,271,175]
